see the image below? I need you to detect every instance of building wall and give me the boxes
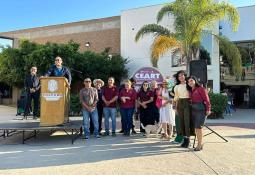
[0,16,120,53]
[221,5,255,42]
[121,5,220,92]
[0,16,121,105]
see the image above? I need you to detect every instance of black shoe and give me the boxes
[82,135,89,140]
[181,138,187,147]
[184,138,190,148]
[194,145,203,151]
[131,129,137,134]
[103,132,110,136]
[119,129,124,133]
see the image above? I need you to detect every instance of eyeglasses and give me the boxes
[55,59,61,61]
[143,84,149,86]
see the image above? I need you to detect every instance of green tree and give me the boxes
[219,36,242,75]
[135,0,240,74]
[200,46,211,65]
[238,47,250,65]
[0,40,128,89]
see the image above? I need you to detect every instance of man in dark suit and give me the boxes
[24,66,40,119]
[44,56,72,86]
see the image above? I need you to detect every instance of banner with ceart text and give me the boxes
[132,67,164,90]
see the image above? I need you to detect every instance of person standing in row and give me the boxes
[137,81,154,133]
[151,80,160,123]
[24,66,40,119]
[187,76,211,151]
[129,78,137,134]
[158,79,175,140]
[102,77,119,136]
[119,78,137,134]
[119,80,137,136]
[174,70,193,148]
[89,79,104,135]
[79,78,100,139]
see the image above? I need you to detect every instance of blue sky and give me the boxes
[0,0,254,32]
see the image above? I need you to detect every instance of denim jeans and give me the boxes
[82,109,99,137]
[103,107,116,133]
[225,104,232,115]
[120,108,134,134]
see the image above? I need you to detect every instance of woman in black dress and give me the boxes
[137,81,155,133]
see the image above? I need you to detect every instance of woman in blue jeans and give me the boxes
[119,80,137,136]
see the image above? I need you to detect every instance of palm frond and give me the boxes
[216,35,242,76]
[151,35,181,67]
[157,3,174,23]
[135,24,172,42]
[216,1,240,32]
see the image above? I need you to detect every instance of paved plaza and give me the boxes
[0,105,254,175]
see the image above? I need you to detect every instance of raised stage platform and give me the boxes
[0,119,83,144]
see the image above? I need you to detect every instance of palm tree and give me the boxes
[135,0,240,74]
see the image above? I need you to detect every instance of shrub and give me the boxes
[208,92,228,119]
[69,94,82,116]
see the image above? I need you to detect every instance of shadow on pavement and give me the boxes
[0,132,190,170]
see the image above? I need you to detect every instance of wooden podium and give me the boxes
[40,77,69,126]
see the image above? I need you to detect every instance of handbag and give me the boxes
[155,88,163,109]
[155,97,162,109]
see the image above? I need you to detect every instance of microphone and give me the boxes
[71,68,83,74]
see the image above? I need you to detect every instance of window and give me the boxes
[0,37,13,53]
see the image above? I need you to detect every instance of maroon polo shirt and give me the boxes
[119,88,137,108]
[138,90,153,102]
[102,85,119,108]
[190,86,211,111]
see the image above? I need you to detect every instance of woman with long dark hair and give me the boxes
[137,81,154,133]
[187,76,211,151]
[174,70,193,148]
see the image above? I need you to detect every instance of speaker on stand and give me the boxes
[189,60,208,86]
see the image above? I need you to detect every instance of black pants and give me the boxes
[152,104,159,123]
[25,91,39,116]
[139,103,155,132]
[177,98,194,137]
[90,105,103,133]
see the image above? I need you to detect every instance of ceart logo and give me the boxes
[48,80,58,92]
[132,67,164,86]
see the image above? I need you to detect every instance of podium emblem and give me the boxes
[48,80,58,92]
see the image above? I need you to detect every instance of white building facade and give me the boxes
[221,5,255,42]
[121,4,220,92]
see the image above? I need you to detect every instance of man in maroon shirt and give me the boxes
[102,77,119,136]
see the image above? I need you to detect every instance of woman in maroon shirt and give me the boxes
[119,80,137,136]
[137,81,154,133]
[187,76,211,151]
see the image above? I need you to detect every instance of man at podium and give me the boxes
[45,56,72,86]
